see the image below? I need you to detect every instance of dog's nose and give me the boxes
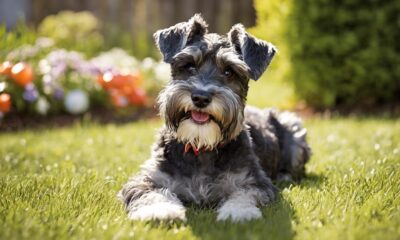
[191,90,212,108]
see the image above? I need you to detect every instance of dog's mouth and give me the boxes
[179,109,222,127]
[190,110,210,124]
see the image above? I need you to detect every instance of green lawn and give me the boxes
[1,116,399,240]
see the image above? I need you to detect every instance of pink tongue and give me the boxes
[191,111,210,123]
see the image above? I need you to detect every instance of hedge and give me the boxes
[252,0,400,108]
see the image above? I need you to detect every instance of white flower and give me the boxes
[64,89,89,114]
[154,62,171,82]
[0,82,6,92]
[141,57,156,71]
[36,97,50,115]
[39,59,51,74]
[90,48,139,73]
[35,37,54,49]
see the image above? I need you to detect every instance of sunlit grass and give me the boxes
[1,117,399,239]
[248,78,297,109]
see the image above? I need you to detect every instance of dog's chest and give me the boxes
[163,155,253,206]
[168,170,239,206]
[159,138,255,205]
[160,153,227,204]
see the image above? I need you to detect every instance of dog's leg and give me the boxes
[216,188,266,222]
[215,167,276,222]
[118,175,186,221]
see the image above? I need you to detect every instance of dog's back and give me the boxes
[245,106,311,180]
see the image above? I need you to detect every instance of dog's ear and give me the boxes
[154,14,208,63]
[228,24,276,81]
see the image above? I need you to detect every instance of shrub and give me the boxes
[0,23,37,60]
[253,0,400,108]
[38,11,103,57]
[250,0,292,85]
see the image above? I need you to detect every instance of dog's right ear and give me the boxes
[228,24,276,81]
[154,14,208,63]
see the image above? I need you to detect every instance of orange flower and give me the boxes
[127,72,143,88]
[98,72,143,90]
[110,90,129,108]
[128,88,147,106]
[98,71,146,108]
[109,74,129,89]
[97,72,114,89]
[0,61,13,76]
[11,62,33,86]
[0,93,11,113]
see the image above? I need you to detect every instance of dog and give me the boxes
[119,14,311,222]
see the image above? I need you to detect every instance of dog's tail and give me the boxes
[245,107,311,181]
[273,111,311,180]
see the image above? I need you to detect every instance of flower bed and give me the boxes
[0,11,170,122]
[0,40,169,118]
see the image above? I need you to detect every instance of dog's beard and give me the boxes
[170,93,224,150]
[158,81,245,149]
[177,119,222,150]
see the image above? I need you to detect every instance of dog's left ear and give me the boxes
[154,14,208,63]
[228,24,276,80]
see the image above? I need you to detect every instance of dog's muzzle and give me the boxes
[158,81,244,149]
[191,90,212,108]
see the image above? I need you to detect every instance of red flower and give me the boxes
[0,93,11,113]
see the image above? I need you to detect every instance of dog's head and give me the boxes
[155,14,276,150]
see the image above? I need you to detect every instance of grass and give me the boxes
[0,69,399,240]
[1,116,399,240]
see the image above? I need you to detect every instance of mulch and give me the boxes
[0,107,159,132]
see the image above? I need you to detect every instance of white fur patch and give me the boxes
[217,190,263,222]
[127,189,186,221]
[128,201,186,221]
[177,119,222,150]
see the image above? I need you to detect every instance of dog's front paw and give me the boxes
[128,202,186,221]
[217,204,262,222]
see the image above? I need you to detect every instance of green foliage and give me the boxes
[253,0,400,108]
[290,0,400,107]
[38,11,103,57]
[249,0,297,109]
[0,118,399,239]
[250,0,292,85]
[103,24,159,60]
[0,23,37,60]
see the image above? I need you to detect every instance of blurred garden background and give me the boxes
[1,0,399,127]
[1,0,400,239]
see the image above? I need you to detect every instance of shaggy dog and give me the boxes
[119,14,311,222]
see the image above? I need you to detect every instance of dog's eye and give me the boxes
[181,63,197,74]
[223,68,233,78]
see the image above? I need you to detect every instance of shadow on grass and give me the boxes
[299,172,326,188]
[143,173,325,239]
[183,173,325,239]
[185,196,294,240]
[275,172,326,189]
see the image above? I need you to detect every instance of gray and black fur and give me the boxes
[119,14,311,222]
